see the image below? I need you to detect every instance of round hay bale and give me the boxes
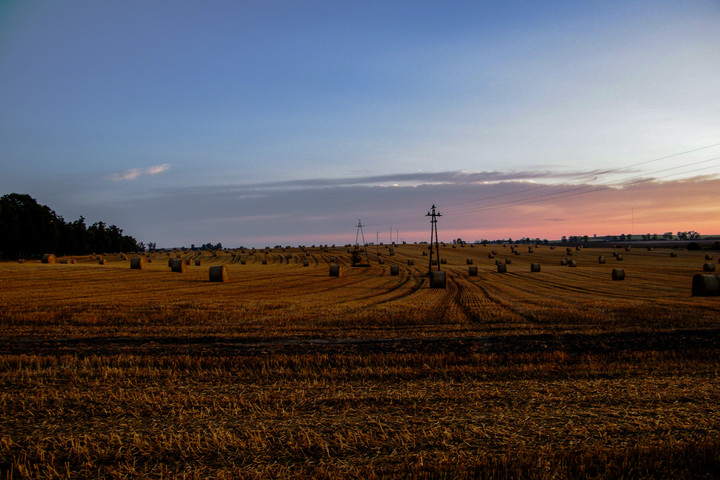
[505,258,512,264]
[705,254,713,260]
[612,268,625,281]
[670,252,677,257]
[488,253,494,259]
[195,259,202,266]
[330,256,336,262]
[491,250,498,255]
[422,251,428,256]
[497,263,507,273]
[568,260,577,267]
[530,263,541,272]
[468,265,478,276]
[625,245,631,251]
[431,259,438,266]
[466,259,473,265]
[329,264,341,277]
[261,258,268,265]
[17,259,25,264]
[566,247,572,255]
[692,274,720,296]
[240,259,246,265]
[550,246,555,250]
[528,248,534,253]
[560,259,568,265]
[703,263,716,272]
[378,257,385,265]
[616,254,623,261]
[99,258,106,265]
[168,258,174,267]
[390,265,400,276]
[612,251,618,257]
[185,259,191,266]
[598,256,605,264]
[303,259,309,267]
[440,258,447,264]
[130,257,147,270]
[407,259,414,265]
[170,259,185,273]
[41,254,56,264]
[430,270,447,288]
[59,259,68,264]
[495,259,502,265]
[514,251,521,255]
[209,265,228,282]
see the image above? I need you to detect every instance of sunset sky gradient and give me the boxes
[1,1,719,247]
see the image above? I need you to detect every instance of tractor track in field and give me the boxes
[4,329,719,357]
[448,275,490,323]
[375,275,425,305]
[466,275,539,324]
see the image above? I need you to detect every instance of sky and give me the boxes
[1,0,719,247]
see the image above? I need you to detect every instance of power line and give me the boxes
[446,156,720,216]
[362,144,720,228]
[440,140,720,211]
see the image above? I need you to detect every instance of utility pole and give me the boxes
[426,204,442,273]
[376,232,379,257]
[354,219,369,264]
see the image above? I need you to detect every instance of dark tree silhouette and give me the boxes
[0,193,141,258]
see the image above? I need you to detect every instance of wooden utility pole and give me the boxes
[426,204,442,273]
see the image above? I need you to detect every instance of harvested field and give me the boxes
[1,244,719,478]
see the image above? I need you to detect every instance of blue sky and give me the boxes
[1,1,719,246]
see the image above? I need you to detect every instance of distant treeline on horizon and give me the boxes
[0,193,142,259]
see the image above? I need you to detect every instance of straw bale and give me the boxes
[430,270,446,288]
[209,265,228,282]
[130,257,147,270]
[692,274,720,296]
[170,259,185,273]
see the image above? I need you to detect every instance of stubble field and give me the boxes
[1,244,719,478]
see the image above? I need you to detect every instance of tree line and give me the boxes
[0,193,142,259]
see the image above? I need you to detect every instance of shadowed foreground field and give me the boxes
[1,244,719,478]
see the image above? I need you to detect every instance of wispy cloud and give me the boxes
[104,163,171,181]
[172,169,622,194]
